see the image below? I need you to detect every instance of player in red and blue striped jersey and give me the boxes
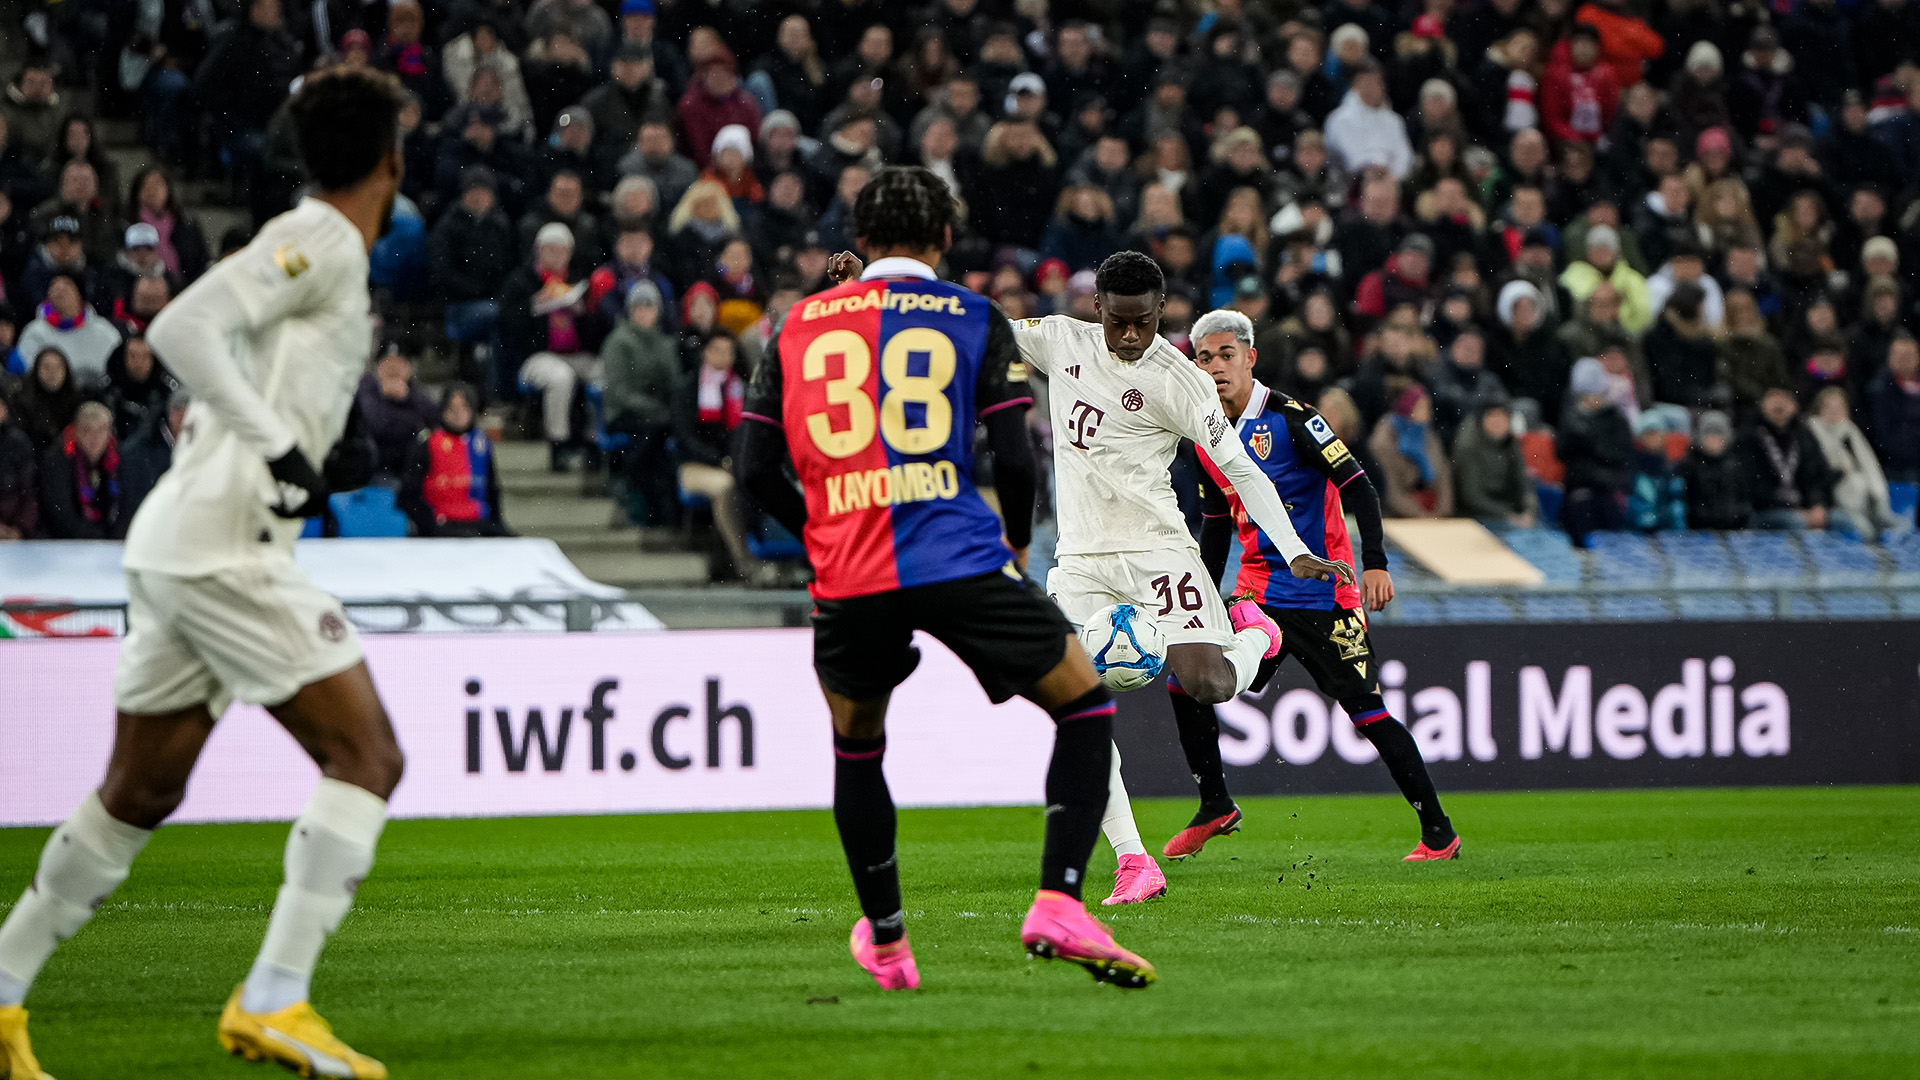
[735,167,1156,991]
[1170,309,1461,863]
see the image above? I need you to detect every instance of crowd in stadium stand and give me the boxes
[5,0,1920,569]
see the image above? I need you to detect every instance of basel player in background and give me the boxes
[734,166,1156,991]
[0,69,404,1080]
[1009,252,1354,905]
[1174,309,1460,862]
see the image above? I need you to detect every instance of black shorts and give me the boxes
[812,568,1073,704]
[1249,605,1378,703]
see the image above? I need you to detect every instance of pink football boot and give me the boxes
[1227,599,1283,659]
[849,918,920,990]
[1101,853,1168,905]
[1020,890,1156,989]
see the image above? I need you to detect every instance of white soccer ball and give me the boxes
[1078,603,1167,693]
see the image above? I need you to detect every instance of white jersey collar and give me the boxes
[1232,382,1271,434]
[861,257,939,281]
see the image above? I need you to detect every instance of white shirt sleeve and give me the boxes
[146,229,343,459]
[1154,356,1313,565]
[1007,315,1053,375]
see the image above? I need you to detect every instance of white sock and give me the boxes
[1226,628,1269,696]
[0,793,151,1006]
[1100,741,1148,858]
[241,779,387,1014]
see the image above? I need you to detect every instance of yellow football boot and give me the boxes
[216,988,387,1079]
[0,1004,55,1080]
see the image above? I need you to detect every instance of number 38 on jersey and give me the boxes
[801,326,957,458]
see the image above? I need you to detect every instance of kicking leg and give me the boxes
[1344,694,1459,860]
[219,662,402,1078]
[0,706,209,1079]
[821,686,918,990]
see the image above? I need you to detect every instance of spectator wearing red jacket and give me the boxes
[1573,0,1664,91]
[677,49,762,170]
[1353,233,1435,326]
[1542,25,1621,146]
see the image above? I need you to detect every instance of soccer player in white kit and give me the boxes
[0,69,407,1080]
[1011,253,1353,905]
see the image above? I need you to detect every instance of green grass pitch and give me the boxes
[2,787,1916,1079]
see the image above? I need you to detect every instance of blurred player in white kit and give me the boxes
[0,67,407,1080]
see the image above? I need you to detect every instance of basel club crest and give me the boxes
[1250,424,1273,460]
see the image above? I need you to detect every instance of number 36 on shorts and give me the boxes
[802,327,957,458]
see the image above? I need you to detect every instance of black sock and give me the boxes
[1169,689,1235,822]
[1040,688,1115,900]
[832,733,904,944]
[1352,712,1454,843]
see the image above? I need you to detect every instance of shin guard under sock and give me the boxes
[831,733,904,944]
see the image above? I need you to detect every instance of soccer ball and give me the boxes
[1078,603,1166,693]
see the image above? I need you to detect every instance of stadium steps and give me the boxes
[494,441,707,587]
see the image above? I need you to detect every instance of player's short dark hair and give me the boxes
[852,166,958,253]
[1094,250,1164,298]
[288,67,405,192]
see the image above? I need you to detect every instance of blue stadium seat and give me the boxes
[746,518,806,562]
[1658,532,1735,588]
[1597,595,1669,621]
[1726,531,1810,587]
[1387,596,1446,624]
[1881,532,1920,577]
[1824,593,1893,618]
[1521,595,1594,621]
[1501,528,1584,585]
[300,517,323,539]
[583,384,633,455]
[1440,596,1515,623]
[330,487,409,538]
[1800,532,1881,586]
[1676,592,1758,620]
[1533,482,1563,526]
[1588,531,1664,587]
[1889,481,1918,527]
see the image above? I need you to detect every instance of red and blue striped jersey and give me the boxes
[1198,384,1366,610]
[743,268,1031,600]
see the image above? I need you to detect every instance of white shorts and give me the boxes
[114,562,364,717]
[1046,549,1232,649]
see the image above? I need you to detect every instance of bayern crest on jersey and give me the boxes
[1250,425,1273,460]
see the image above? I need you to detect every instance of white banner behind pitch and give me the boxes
[0,631,1056,827]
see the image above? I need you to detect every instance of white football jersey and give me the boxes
[1013,315,1241,558]
[125,198,373,575]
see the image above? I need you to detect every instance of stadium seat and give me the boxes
[1587,532,1664,587]
[1676,592,1759,620]
[1800,532,1881,587]
[1889,482,1918,526]
[1521,594,1594,621]
[583,383,633,455]
[1725,531,1811,587]
[1823,592,1893,618]
[1597,595,1669,621]
[745,518,806,562]
[1385,596,1445,624]
[330,487,409,538]
[1439,596,1515,622]
[1496,528,1584,585]
[1659,532,1736,588]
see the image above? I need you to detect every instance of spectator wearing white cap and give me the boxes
[499,222,612,471]
[702,124,763,204]
[1560,223,1652,333]
[100,222,179,319]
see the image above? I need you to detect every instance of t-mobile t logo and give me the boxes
[1066,400,1105,449]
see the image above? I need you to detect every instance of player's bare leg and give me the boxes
[0,706,213,1080]
[821,686,921,990]
[219,662,402,1079]
[1017,637,1155,987]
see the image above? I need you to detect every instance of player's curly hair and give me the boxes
[288,67,406,192]
[1095,250,1165,298]
[852,166,959,253]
